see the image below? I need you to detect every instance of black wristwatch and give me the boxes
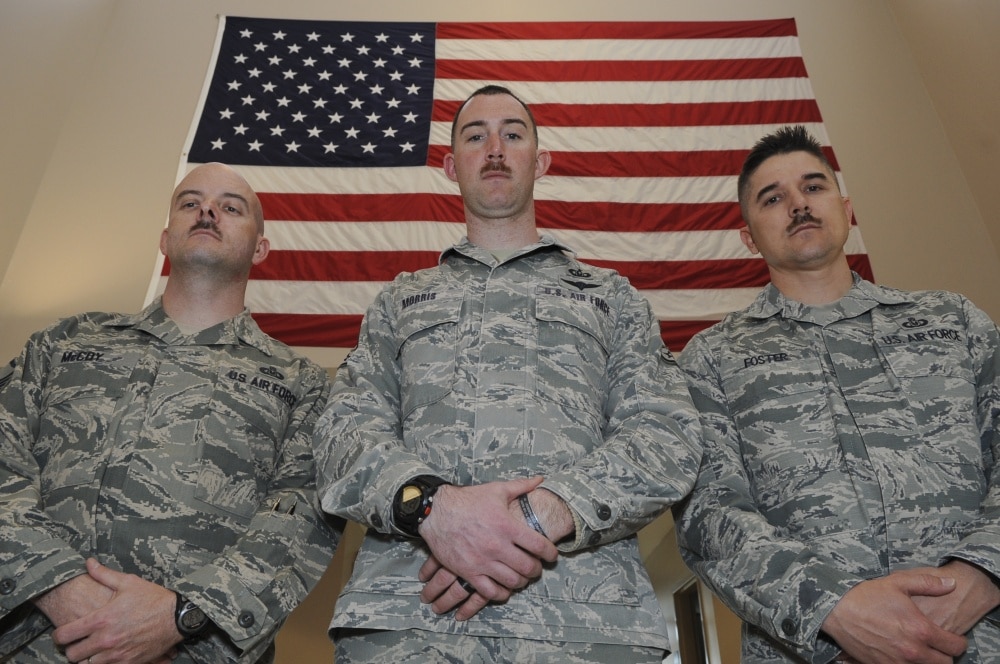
[174,592,210,639]
[393,475,449,538]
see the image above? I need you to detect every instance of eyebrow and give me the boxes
[458,117,529,135]
[754,171,830,205]
[175,189,250,208]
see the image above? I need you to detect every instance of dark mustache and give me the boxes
[480,162,511,176]
[190,219,221,236]
[789,211,818,230]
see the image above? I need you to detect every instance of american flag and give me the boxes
[146,16,872,352]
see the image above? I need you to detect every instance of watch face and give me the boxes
[181,605,207,630]
[398,485,423,516]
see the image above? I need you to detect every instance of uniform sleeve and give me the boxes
[539,280,703,552]
[173,360,342,662]
[312,288,441,536]
[673,331,859,662]
[942,297,1000,618]
[0,328,93,652]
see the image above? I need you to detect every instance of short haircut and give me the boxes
[450,84,539,148]
[737,125,839,218]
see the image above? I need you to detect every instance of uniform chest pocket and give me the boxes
[396,297,462,419]
[37,361,132,490]
[877,336,976,401]
[722,357,839,483]
[196,371,290,521]
[534,291,611,412]
[876,338,984,500]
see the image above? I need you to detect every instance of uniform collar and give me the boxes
[105,297,276,356]
[748,273,914,325]
[440,234,575,266]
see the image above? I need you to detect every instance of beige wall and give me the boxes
[3,1,998,662]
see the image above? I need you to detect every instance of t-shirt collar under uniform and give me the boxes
[440,234,576,268]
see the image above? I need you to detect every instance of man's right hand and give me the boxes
[32,571,114,627]
[821,571,967,664]
[416,477,558,606]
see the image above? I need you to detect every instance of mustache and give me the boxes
[788,211,818,231]
[480,162,511,176]
[189,219,221,237]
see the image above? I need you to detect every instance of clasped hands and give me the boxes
[34,558,180,664]
[415,476,567,621]
[822,560,1000,664]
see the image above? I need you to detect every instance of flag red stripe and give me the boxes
[547,150,747,178]
[435,58,807,83]
[431,100,824,127]
[253,313,364,349]
[661,320,718,353]
[428,146,749,177]
[587,259,769,289]
[258,192,465,223]
[256,192,745,232]
[427,145,842,176]
[436,19,797,40]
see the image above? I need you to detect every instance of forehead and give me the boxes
[173,166,251,201]
[456,93,531,131]
[750,150,831,188]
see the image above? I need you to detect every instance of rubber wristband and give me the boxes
[518,493,548,539]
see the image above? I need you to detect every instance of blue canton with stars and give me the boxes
[188,17,436,168]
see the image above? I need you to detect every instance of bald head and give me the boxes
[173,163,264,234]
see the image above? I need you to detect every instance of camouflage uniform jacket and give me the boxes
[675,275,1000,663]
[0,299,340,663]
[314,236,702,650]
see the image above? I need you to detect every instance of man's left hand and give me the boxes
[52,558,181,664]
[912,560,1000,635]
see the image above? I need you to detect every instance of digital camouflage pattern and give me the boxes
[676,276,1000,663]
[0,299,341,663]
[333,627,664,663]
[313,236,702,653]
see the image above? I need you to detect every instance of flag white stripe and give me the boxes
[430,122,832,153]
[436,36,803,62]
[263,222,868,263]
[432,78,818,105]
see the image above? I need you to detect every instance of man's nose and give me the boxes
[486,134,504,161]
[789,194,809,216]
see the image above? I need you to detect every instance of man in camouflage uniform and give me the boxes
[0,163,341,663]
[675,126,1000,663]
[312,85,702,662]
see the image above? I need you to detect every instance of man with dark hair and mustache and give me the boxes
[313,85,702,662]
[675,126,1000,663]
[0,163,341,664]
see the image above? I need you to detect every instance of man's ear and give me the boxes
[252,236,270,265]
[443,153,458,183]
[739,226,759,255]
[534,149,552,180]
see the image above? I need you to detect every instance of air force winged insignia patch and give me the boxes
[562,268,600,291]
